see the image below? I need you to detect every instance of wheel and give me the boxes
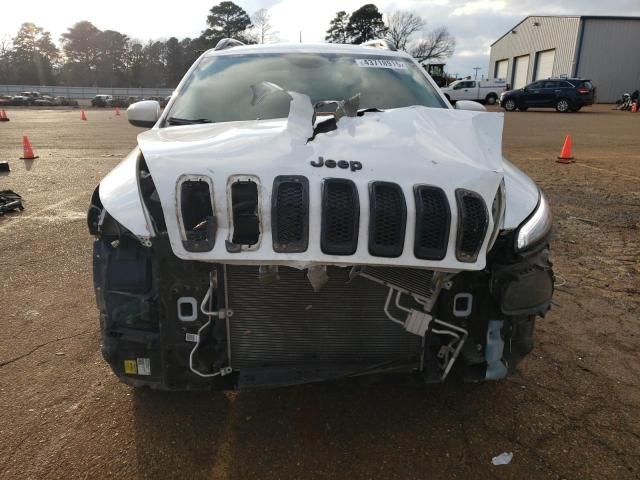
[503,98,517,111]
[485,93,498,105]
[555,98,570,113]
[519,107,529,112]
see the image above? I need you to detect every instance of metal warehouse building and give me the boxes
[489,16,640,102]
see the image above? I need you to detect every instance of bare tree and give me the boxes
[385,11,424,51]
[411,27,456,64]
[251,8,276,44]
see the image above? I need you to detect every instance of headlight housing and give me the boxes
[515,191,552,251]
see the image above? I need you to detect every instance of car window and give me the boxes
[528,82,543,89]
[543,81,559,88]
[582,81,593,90]
[454,81,474,89]
[167,53,446,124]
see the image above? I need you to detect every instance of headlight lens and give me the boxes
[516,192,552,250]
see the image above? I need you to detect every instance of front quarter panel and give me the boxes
[502,158,540,229]
[98,148,154,239]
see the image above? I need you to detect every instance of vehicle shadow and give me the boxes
[132,375,521,479]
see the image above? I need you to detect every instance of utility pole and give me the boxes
[299,31,302,43]
[473,67,481,80]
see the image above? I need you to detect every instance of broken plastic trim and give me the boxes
[226,176,261,252]
[177,175,217,252]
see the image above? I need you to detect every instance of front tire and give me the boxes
[503,98,517,111]
[555,98,570,113]
[485,93,498,105]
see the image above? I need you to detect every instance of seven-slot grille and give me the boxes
[368,182,407,257]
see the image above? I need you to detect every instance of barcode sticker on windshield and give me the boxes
[355,58,408,70]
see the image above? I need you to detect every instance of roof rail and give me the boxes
[362,39,397,51]
[214,38,246,51]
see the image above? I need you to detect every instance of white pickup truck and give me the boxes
[441,79,508,105]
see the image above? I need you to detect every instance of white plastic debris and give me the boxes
[491,452,513,466]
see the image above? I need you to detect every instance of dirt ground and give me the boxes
[0,105,638,479]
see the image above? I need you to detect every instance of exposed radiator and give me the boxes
[227,265,425,370]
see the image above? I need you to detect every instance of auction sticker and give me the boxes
[355,58,407,70]
[136,358,151,376]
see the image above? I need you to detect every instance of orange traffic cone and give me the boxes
[632,102,638,113]
[0,110,9,122]
[81,110,87,121]
[20,135,38,160]
[556,134,574,164]
[115,106,121,116]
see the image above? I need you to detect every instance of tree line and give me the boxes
[0,1,454,89]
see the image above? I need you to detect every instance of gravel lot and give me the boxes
[0,105,639,479]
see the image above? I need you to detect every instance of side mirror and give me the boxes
[127,100,160,128]
[455,100,487,112]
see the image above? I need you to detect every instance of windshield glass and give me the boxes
[166,53,446,124]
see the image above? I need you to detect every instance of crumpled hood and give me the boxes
[137,105,505,270]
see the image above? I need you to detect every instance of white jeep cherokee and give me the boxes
[88,40,554,390]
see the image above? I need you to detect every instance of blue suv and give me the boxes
[500,78,595,112]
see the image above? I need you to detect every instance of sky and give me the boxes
[1,0,639,78]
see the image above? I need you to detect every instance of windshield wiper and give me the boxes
[166,116,213,126]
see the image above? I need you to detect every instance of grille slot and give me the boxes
[271,176,309,253]
[455,189,489,262]
[321,179,359,255]
[369,182,406,257]
[228,179,260,250]
[227,266,422,369]
[414,186,451,260]
[178,177,216,252]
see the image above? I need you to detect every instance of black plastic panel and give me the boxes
[455,189,489,262]
[414,185,451,260]
[321,179,359,255]
[271,176,309,253]
[368,182,406,257]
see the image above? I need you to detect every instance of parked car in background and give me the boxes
[500,78,595,112]
[111,97,131,108]
[55,96,79,107]
[91,95,114,107]
[441,78,508,105]
[0,95,13,106]
[33,95,56,106]
[12,91,41,106]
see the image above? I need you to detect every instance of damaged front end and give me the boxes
[88,81,553,390]
[87,145,553,390]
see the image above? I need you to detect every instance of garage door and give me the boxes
[495,59,508,80]
[513,55,529,89]
[535,49,555,80]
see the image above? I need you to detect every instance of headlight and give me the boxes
[515,192,552,251]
